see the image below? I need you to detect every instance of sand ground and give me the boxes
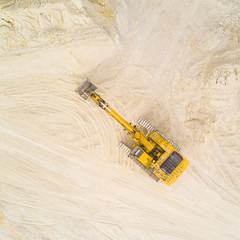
[0,0,240,239]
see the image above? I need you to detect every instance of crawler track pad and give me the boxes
[131,157,160,182]
[75,80,97,100]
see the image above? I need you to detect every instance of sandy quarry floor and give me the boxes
[0,0,240,239]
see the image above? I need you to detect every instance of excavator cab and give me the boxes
[160,151,183,175]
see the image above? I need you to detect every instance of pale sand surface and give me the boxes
[0,0,240,239]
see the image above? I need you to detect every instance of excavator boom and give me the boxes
[75,80,155,151]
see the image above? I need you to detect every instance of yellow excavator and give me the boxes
[76,80,189,185]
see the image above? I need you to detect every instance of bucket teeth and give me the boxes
[118,142,131,156]
[75,79,97,100]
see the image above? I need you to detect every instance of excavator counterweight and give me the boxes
[76,80,189,185]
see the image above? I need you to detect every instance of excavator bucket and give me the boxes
[75,80,97,100]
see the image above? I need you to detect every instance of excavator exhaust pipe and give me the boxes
[75,79,97,100]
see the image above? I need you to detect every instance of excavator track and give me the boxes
[118,142,131,156]
[138,117,181,152]
[137,117,155,133]
[131,157,160,182]
[119,142,159,182]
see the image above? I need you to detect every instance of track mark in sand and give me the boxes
[112,65,154,100]
[1,1,240,239]
[207,60,240,193]
[171,46,240,147]
[171,73,216,145]
[0,78,98,151]
[84,63,160,171]
[0,74,123,168]
[180,49,240,204]
[0,1,47,9]
[0,215,4,225]
[0,215,23,239]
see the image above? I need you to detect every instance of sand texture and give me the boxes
[0,0,240,239]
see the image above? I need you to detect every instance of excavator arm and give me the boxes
[75,80,155,152]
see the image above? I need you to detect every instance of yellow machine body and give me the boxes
[132,131,189,185]
[76,80,189,185]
